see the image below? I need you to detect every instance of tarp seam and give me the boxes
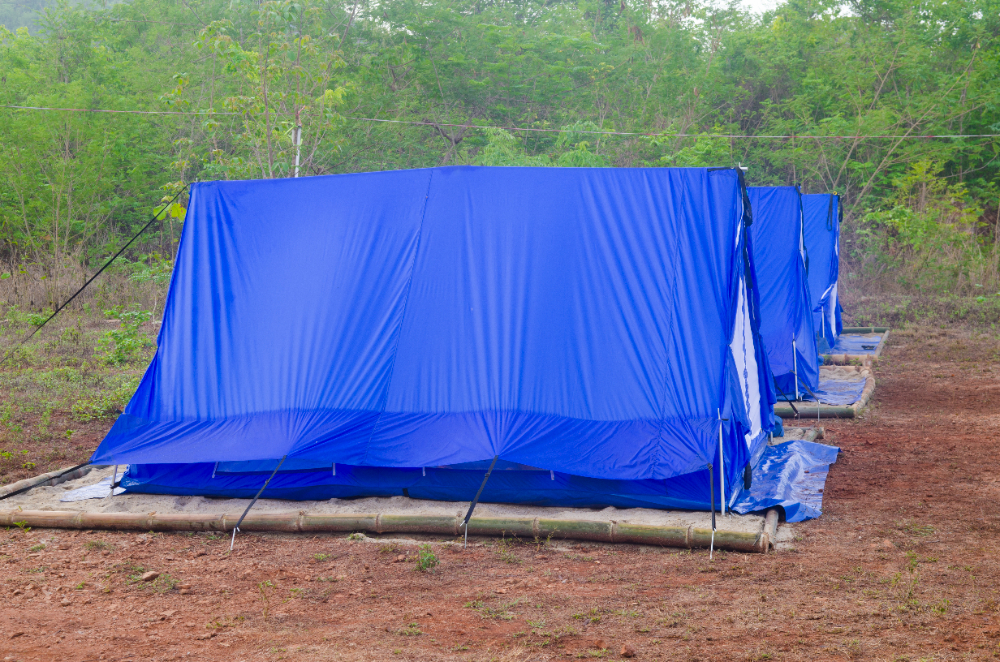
[649,172,688,478]
[359,169,437,465]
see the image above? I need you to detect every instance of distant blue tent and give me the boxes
[747,186,819,398]
[802,194,842,346]
[94,166,785,513]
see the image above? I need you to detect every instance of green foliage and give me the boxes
[96,309,152,365]
[465,596,522,620]
[415,544,438,572]
[70,372,142,421]
[851,161,993,294]
[0,0,997,298]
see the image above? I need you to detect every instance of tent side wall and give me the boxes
[747,187,819,395]
[802,194,841,345]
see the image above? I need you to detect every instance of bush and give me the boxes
[416,544,438,572]
[71,373,142,421]
[97,309,153,365]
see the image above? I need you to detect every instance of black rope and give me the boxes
[0,463,90,501]
[798,185,809,276]
[796,374,825,403]
[0,190,183,367]
[773,379,800,416]
[230,455,287,550]
[461,455,499,547]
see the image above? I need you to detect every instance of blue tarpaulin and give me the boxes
[733,440,840,522]
[830,333,885,356]
[801,373,867,406]
[802,194,842,346]
[94,166,784,510]
[747,187,819,398]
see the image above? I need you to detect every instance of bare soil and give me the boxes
[2,326,1000,662]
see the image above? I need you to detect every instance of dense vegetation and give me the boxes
[0,0,999,307]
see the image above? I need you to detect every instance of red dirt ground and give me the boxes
[2,326,1000,662]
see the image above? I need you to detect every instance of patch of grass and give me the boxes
[378,543,401,555]
[465,597,522,620]
[28,543,46,552]
[347,532,365,541]
[494,536,522,565]
[416,544,438,572]
[84,540,111,552]
[312,553,330,562]
[125,568,178,593]
[70,373,143,422]
[397,622,422,636]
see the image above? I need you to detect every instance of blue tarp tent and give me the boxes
[747,187,819,398]
[802,194,842,346]
[94,166,789,513]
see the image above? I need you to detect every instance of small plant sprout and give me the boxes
[416,544,438,572]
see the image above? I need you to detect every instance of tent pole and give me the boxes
[230,455,287,551]
[708,463,715,560]
[793,339,799,400]
[717,409,726,516]
[461,455,499,549]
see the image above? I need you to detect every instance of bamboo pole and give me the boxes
[0,465,94,499]
[774,371,874,419]
[0,508,779,553]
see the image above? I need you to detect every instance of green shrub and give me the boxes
[71,373,142,421]
[97,309,153,365]
[415,544,438,572]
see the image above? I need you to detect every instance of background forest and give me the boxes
[1,0,999,307]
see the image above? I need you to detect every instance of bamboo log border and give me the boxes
[0,465,95,499]
[823,329,890,365]
[839,326,889,334]
[0,508,777,553]
[775,368,875,420]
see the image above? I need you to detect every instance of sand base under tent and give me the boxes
[775,365,875,419]
[0,456,805,553]
[823,328,890,365]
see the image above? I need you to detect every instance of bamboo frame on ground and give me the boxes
[0,508,780,553]
[774,366,876,419]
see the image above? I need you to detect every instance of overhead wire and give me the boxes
[2,105,1000,140]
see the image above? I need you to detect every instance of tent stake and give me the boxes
[708,463,715,560]
[106,465,118,499]
[230,455,287,551]
[461,455,498,549]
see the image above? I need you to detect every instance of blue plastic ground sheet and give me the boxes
[93,167,775,497]
[830,333,885,356]
[733,440,839,522]
[799,373,867,406]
